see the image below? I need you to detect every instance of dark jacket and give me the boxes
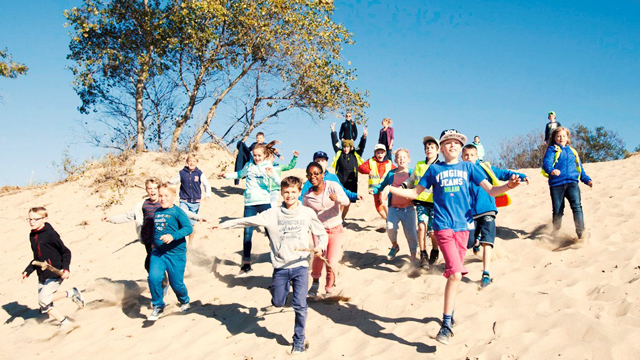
[179,166,204,202]
[339,121,358,141]
[23,223,72,283]
[331,131,366,192]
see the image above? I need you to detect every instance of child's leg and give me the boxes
[180,201,199,245]
[242,205,260,263]
[386,207,400,248]
[143,242,153,273]
[165,252,189,305]
[435,229,469,279]
[341,203,350,221]
[549,184,566,232]
[325,226,345,292]
[270,268,291,307]
[477,215,496,273]
[148,251,169,308]
[400,206,419,260]
[373,193,387,220]
[290,267,309,347]
[38,279,65,322]
[310,234,324,281]
[564,182,585,237]
[482,245,492,273]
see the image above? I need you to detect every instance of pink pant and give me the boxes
[311,224,344,292]
[434,229,469,278]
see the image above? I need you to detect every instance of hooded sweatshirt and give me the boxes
[542,144,592,187]
[225,160,281,206]
[221,202,328,269]
[23,223,72,283]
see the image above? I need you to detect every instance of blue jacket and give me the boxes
[153,206,193,254]
[469,161,527,217]
[542,145,592,187]
[300,170,359,202]
[371,168,414,207]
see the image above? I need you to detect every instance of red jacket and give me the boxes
[358,158,395,176]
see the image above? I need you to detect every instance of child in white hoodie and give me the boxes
[212,176,327,354]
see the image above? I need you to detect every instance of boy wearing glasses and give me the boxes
[21,207,85,329]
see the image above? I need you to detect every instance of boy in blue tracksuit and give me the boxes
[462,144,529,288]
[147,184,193,321]
[299,151,361,202]
[542,126,593,240]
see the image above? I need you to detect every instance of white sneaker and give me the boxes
[180,303,190,312]
[147,306,164,321]
[71,287,85,308]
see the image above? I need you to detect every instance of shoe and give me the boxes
[387,246,399,260]
[291,344,306,354]
[58,317,70,330]
[147,306,164,321]
[71,287,85,308]
[429,249,439,265]
[236,263,253,277]
[481,274,493,288]
[180,303,190,312]
[308,281,320,297]
[419,251,429,269]
[472,241,480,255]
[435,325,454,345]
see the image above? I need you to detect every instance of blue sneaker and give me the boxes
[481,274,493,288]
[387,246,399,260]
[291,343,306,354]
[435,325,454,345]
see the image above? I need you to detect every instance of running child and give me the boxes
[21,207,85,329]
[542,126,593,239]
[369,149,418,261]
[146,183,193,321]
[168,153,211,245]
[300,151,361,203]
[378,117,394,161]
[212,176,327,354]
[268,148,299,206]
[389,129,522,345]
[219,144,281,276]
[462,144,529,288]
[358,143,395,220]
[330,122,367,220]
[403,136,441,269]
[303,162,350,296]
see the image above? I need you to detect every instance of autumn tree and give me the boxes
[0,48,28,78]
[570,124,626,162]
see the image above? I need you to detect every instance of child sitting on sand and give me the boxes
[542,126,593,239]
[21,207,85,329]
[389,129,522,345]
[462,144,529,288]
[369,149,418,261]
[212,176,327,354]
[359,143,395,220]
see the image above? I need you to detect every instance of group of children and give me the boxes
[20,111,593,351]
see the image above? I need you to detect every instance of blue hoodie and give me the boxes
[469,161,527,217]
[542,145,592,187]
[300,170,359,202]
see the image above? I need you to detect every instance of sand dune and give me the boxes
[1,147,639,359]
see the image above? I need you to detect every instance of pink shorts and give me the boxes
[434,229,469,278]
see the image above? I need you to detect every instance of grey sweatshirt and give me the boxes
[220,202,328,269]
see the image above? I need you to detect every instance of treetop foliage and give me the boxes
[0,48,29,78]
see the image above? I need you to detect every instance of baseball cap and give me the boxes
[439,129,467,146]
[548,111,556,116]
[312,151,329,160]
[374,144,386,152]
[422,136,439,148]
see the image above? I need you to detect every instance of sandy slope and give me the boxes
[1,148,639,360]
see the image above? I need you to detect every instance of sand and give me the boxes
[1,146,639,360]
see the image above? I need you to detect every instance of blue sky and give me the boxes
[1,0,639,186]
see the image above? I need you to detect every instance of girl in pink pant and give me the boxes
[302,162,350,296]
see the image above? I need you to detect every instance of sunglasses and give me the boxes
[306,171,323,178]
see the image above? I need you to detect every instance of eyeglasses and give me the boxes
[306,172,322,178]
[27,217,45,222]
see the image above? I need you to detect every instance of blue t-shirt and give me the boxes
[418,161,486,231]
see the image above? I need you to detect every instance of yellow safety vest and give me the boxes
[331,151,364,171]
[479,162,511,208]
[413,161,434,203]
[367,158,393,189]
[541,146,581,180]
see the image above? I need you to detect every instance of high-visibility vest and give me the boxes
[413,161,434,203]
[541,146,581,180]
[479,162,511,208]
[331,151,364,171]
[367,159,393,189]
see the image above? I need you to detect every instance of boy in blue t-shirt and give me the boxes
[390,129,522,345]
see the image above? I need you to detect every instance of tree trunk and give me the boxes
[135,71,147,153]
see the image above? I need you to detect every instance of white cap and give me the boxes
[374,143,387,151]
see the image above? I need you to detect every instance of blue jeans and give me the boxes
[271,266,308,347]
[550,182,585,237]
[386,206,418,254]
[242,203,271,262]
[148,249,189,308]
[180,200,200,226]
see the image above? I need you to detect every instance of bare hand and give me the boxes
[217,173,226,179]
[160,234,173,244]
[363,127,368,137]
[587,181,593,188]
[330,122,336,132]
[357,195,364,201]
[313,246,324,258]
[199,217,207,223]
[20,273,27,283]
[368,189,374,195]
[61,270,70,280]
[550,169,560,176]
[293,150,299,157]
[507,175,521,189]
[329,193,338,202]
[523,177,530,185]
[264,167,274,177]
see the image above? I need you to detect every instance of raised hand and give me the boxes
[330,122,336,132]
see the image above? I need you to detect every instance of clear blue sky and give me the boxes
[1,0,639,186]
